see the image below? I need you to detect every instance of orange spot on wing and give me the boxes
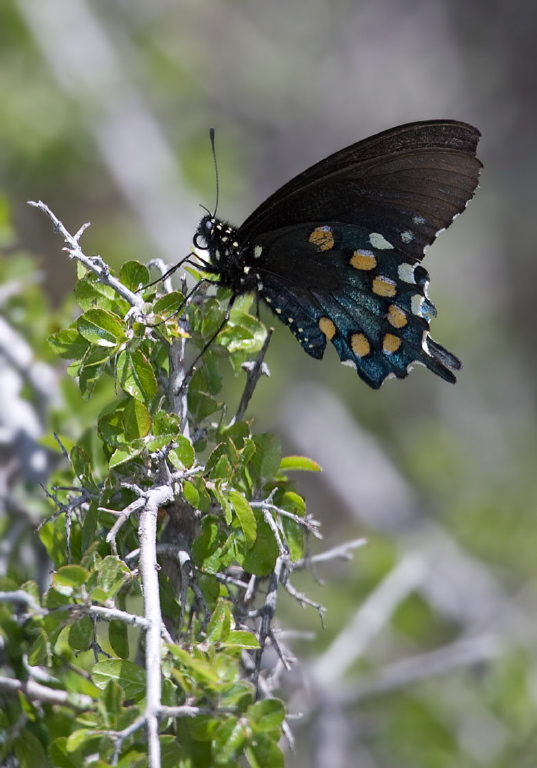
[319,316,336,339]
[387,305,408,328]
[350,250,377,270]
[372,276,397,297]
[309,227,335,251]
[351,333,370,357]
[383,334,401,353]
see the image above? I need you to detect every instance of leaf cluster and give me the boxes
[0,248,321,767]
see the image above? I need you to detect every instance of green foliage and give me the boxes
[0,239,318,767]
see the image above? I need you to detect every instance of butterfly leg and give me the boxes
[177,294,237,393]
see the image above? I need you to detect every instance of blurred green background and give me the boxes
[2,0,537,765]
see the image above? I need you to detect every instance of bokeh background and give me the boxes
[2,0,537,766]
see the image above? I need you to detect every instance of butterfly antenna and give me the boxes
[141,252,196,292]
[209,127,219,217]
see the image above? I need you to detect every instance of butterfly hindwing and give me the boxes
[248,221,459,389]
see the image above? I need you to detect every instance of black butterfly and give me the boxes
[193,120,481,389]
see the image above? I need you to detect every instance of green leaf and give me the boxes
[168,646,220,683]
[211,454,232,482]
[92,659,146,697]
[109,619,129,659]
[152,410,181,437]
[278,491,306,560]
[108,445,143,468]
[240,512,279,577]
[251,434,281,482]
[15,730,50,768]
[168,435,195,469]
[160,735,184,768]
[146,411,181,452]
[116,348,158,402]
[77,357,108,398]
[192,515,221,567]
[279,491,306,516]
[119,260,150,292]
[222,420,250,448]
[191,353,223,396]
[102,678,123,719]
[48,327,90,361]
[123,398,152,440]
[153,291,185,315]
[247,699,285,731]
[81,501,99,554]
[69,615,93,650]
[213,483,233,525]
[229,490,256,547]
[116,748,147,768]
[183,480,200,508]
[219,309,266,354]
[70,446,98,491]
[221,630,260,649]
[279,455,321,472]
[97,398,131,448]
[212,717,248,764]
[75,273,121,310]
[206,599,232,643]
[48,737,80,768]
[27,628,49,666]
[246,734,284,768]
[53,565,90,591]
[187,715,219,741]
[77,308,126,347]
[65,729,101,753]
[188,390,220,421]
[89,556,130,602]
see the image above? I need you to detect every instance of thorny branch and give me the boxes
[28,201,146,313]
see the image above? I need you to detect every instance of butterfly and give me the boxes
[193,120,481,389]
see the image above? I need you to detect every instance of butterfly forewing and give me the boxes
[241,121,481,261]
[195,120,481,389]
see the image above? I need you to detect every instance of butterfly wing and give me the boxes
[240,121,481,261]
[197,120,481,388]
[247,220,461,388]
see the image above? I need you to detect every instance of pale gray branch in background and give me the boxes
[279,384,509,630]
[313,553,427,686]
[17,0,197,262]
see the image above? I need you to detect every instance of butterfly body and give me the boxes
[194,120,481,389]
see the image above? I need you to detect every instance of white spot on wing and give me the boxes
[421,330,431,354]
[412,215,426,225]
[341,360,356,368]
[398,263,417,283]
[369,232,394,250]
[411,294,425,317]
[254,245,263,259]
[401,230,414,243]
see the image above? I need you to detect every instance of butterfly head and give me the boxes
[194,214,250,293]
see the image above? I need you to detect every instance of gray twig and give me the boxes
[28,201,145,312]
